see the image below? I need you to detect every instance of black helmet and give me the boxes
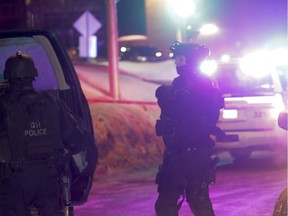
[170,41,210,63]
[4,51,38,80]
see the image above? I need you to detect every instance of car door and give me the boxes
[0,28,98,206]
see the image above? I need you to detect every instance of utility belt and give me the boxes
[0,156,72,206]
[14,155,60,169]
[0,155,60,181]
[156,118,214,149]
[156,118,211,136]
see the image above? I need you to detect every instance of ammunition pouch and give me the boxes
[10,157,25,172]
[155,119,175,136]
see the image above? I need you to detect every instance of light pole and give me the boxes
[106,0,120,100]
[168,0,196,43]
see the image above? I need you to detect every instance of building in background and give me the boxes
[0,0,177,58]
[1,0,285,59]
[0,0,26,29]
[145,0,177,56]
[0,0,106,54]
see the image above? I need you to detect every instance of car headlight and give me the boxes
[120,46,128,53]
[155,51,162,58]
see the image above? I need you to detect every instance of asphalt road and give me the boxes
[74,153,287,216]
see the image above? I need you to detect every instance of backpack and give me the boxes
[1,90,63,161]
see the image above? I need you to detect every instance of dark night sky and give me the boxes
[181,0,287,55]
[117,0,146,37]
[116,0,287,55]
[207,0,287,44]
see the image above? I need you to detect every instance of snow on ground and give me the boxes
[91,59,178,83]
[88,102,163,175]
[75,60,175,101]
[74,60,172,174]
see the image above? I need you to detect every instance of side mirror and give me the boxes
[278,111,288,131]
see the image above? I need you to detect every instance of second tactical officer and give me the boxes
[154,42,224,216]
[0,52,89,216]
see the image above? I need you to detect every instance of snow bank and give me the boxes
[89,103,164,175]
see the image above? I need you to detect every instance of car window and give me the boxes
[0,36,69,91]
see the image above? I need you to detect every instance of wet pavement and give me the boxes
[74,153,287,216]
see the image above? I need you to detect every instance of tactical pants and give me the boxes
[155,148,215,216]
[0,162,63,216]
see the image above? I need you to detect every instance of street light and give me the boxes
[199,24,219,36]
[170,0,195,18]
[107,0,120,100]
[168,0,196,42]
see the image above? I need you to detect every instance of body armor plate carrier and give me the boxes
[1,91,63,161]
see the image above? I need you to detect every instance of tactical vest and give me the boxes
[155,76,222,148]
[1,90,63,161]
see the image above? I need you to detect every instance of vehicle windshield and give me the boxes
[212,63,274,97]
[0,37,59,91]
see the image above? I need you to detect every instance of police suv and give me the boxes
[208,54,287,162]
[0,29,98,214]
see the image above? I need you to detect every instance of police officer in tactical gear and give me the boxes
[154,42,224,216]
[0,52,85,216]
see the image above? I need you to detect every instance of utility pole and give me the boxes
[106,0,120,100]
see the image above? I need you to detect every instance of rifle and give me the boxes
[61,174,71,206]
[208,156,219,184]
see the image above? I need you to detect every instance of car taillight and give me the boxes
[222,109,238,119]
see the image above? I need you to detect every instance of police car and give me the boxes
[0,29,98,213]
[203,52,287,162]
